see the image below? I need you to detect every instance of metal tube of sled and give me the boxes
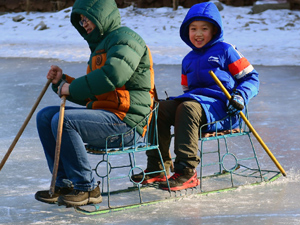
[208,70,286,177]
[49,96,67,196]
[0,79,52,172]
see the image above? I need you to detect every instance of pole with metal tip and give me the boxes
[208,70,286,177]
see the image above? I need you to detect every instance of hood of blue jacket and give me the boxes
[180,2,224,50]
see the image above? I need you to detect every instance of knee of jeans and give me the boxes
[37,106,59,123]
[37,108,52,127]
[50,113,60,132]
[36,110,43,125]
[36,107,49,122]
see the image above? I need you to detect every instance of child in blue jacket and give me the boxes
[132,2,259,191]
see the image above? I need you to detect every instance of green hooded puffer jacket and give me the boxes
[53,0,155,136]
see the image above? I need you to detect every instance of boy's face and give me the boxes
[189,20,217,48]
[80,14,96,34]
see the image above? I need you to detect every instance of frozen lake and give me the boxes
[0,58,300,224]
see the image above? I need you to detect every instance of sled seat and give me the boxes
[85,102,170,208]
[198,106,264,191]
[201,127,242,138]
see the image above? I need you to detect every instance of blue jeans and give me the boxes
[36,106,139,191]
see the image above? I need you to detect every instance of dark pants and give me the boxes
[146,99,207,173]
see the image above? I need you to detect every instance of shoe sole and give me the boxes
[34,194,58,204]
[140,175,170,185]
[58,195,103,207]
[160,178,200,191]
[35,198,58,204]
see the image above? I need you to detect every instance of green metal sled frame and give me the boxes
[75,167,281,215]
[77,98,284,215]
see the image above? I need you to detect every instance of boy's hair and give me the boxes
[188,20,218,34]
[187,18,219,35]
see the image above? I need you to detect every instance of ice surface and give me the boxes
[0,1,300,224]
[0,59,299,224]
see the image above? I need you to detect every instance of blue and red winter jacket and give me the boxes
[173,2,259,132]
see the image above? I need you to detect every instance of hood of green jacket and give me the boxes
[70,0,121,51]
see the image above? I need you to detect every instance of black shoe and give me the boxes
[35,186,73,204]
[131,170,170,184]
[57,186,102,207]
[159,167,200,191]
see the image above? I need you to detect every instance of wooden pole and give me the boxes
[0,79,52,172]
[49,96,67,196]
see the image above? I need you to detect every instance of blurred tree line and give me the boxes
[0,0,298,12]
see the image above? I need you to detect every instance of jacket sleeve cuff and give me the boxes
[51,74,68,93]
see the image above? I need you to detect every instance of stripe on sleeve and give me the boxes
[228,57,252,78]
[181,74,188,86]
[235,64,254,79]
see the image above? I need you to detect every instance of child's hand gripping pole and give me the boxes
[208,70,286,177]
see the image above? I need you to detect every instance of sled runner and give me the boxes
[74,100,282,215]
[75,168,281,215]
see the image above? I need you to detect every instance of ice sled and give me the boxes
[75,101,281,215]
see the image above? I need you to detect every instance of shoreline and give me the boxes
[0,56,299,67]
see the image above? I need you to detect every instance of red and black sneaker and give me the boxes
[131,170,170,185]
[159,167,200,191]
